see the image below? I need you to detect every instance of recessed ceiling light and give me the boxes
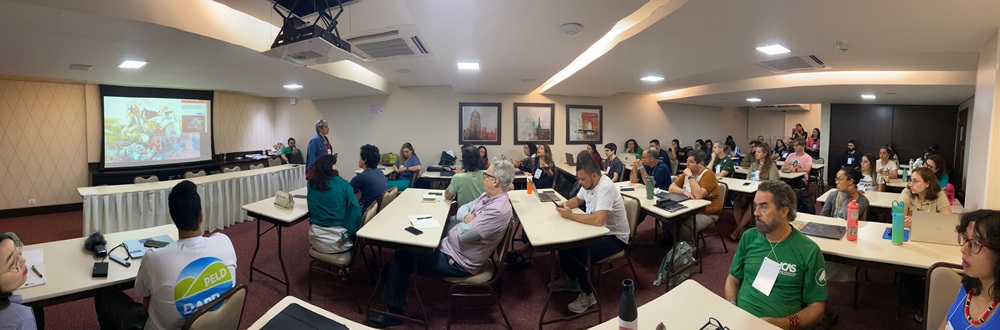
[457,62,479,70]
[746,97,762,102]
[118,60,147,69]
[283,84,303,90]
[755,44,791,55]
[640,75,664,82]
[861,94,877,100]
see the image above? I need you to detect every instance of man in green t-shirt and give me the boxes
[726,180,827,329]
[709,141,735,178]
[445,145,486,206]
[280,137,302,164]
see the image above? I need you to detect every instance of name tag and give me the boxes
[715,164,722,174]
[752,257,781,296]
[847,158,853,165]
[534,168,542,179]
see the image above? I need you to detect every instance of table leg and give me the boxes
[277,226,289,295]
[365,251,428,328]
[249,218,261,282]
[537,251,557,329]
[538,249,602,328]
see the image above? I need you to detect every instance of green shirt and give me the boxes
[712,156,735,178]
[280,147,301,164]
[446,170,485,206]
[628,146,643,160]
[307,176,362,235]
[729,227,828,318]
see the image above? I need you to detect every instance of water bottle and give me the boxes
[891,200,905,245]
[645,176,655,200]
[526,178,534,195]
[846,200,859,241]
[945,184,956,205]
[618,279,638,330]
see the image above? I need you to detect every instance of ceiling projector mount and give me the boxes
[262,0,368,66]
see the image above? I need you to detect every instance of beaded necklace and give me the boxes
[964,292,999,325]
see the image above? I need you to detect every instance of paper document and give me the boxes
[408,215,440,229]
[79,188,99,195]
[20,249,46,289]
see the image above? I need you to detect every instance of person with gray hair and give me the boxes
[725,180,827,329]
[368,159,515,327]
[306,119,332,170]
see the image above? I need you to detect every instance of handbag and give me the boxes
[274,191,294,209]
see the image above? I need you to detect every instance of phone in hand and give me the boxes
[143,239,169,248]
[552,201,561,208]
[405,226,423,236]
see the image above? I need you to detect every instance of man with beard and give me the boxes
[840,140,861,170]
[725,180,827,329]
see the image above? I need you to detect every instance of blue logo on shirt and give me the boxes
[173,257,234,318]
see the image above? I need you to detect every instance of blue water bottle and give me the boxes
[891,200,905,245]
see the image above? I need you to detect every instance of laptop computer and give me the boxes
[122,235,175,259]
[565,153,576,166]
[910,211,961,246]
[800,222,847,240]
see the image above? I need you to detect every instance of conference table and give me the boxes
[78,164,306,235]
[734,165,806,180]
[249,296,375,329]
[589,280,778,329]
[507,190,609,328]
[358,188,450,327]
[241,187,310,295]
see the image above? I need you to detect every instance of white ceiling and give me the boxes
[0,0,996,105]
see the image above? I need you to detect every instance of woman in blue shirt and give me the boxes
[307,154,362,254]
[926,154,950,190]
[532,144,557,189]
[388,142,421,191]
[0,233,37,330]
[941,210,1000,329]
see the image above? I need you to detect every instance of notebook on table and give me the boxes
[260,303,348,330]
[537,191,560,203]
[800,222,847,240]
[655,192,690,202]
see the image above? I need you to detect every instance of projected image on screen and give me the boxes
[103,96,211,168]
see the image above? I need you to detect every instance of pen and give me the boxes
[416,216,431,220]
[31,265,42,278]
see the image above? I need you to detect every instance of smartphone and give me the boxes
[405,226,423,235]
[742,182,751,186]
[552,201,560,207]
[143,239,169,248]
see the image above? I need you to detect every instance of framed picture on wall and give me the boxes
[459,102,501,145]
[566,104,603,144]
[513,103,555,145]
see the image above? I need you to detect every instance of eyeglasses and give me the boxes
[4,245,23,274]
[483,172,497,181]
[699,317,730,330]
[959,235,987,254]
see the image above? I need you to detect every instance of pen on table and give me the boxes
[31,265,43,278]
[416,216,432,220]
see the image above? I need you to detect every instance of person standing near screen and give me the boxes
[280,137,302,164]
[307,119,332,170]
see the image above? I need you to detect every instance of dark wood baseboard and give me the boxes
[0,203,83,219]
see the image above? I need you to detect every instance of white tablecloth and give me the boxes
[79,165,306,235]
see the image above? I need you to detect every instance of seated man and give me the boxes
[782,139,814,184]
[368,159,515,327]
[94,180,238,330]
[649,139,672,165]
[726,180,827,329]
[668,150,721,243]
[629,149,671,190]
[603,143,624,182]
[445,145,486,206]
[279,137,302,164]
[548,156,629,314]
[740,140,762,167]
[351,144,388,212]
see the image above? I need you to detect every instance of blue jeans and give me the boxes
[558,235,626,294]
[381,250,471,309]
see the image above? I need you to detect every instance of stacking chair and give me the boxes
[267,158,282,167]
[222,166,241,173]
[183,170,207,179]
[593,195,642,292]
[924,262,963,329]
[249,164,264,170]
[181,284,248,330]
[695,182,729,274]
[670,158,679,176]
[133,175,159,184]
[809,158,825,196]
[378,186,399,212]
[409,169,421,189]
[440,218,515,329]
[307,202,379,314]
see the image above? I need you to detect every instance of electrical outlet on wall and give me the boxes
[27,199,37,205]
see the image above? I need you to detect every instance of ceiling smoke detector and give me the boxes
[560,23,584,36]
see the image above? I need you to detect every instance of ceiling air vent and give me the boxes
[752,104,811,111]
[757,55,830,73]
[346,25,430,60]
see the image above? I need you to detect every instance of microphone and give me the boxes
[84,232,108,258]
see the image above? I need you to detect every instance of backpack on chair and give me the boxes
[380,153,398,167]
[795,187,816,214]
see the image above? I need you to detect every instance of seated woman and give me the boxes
[0,233,36,330]
[531,144,557,189]
[912,148,935,169]
[693,139,704,154]
[858,153,877,192]
[926,154,950,189]
[513,143,537,173]
[445,145,486,207]
[707,141,734,178]
[899,167,952,229]
[731,145,780,240]
[940,209,1000,329]
[307,154,362,254]
[876,146,899,192]
[388,142,421,191]
[821,167,870,220]
[623,139,643,160]
[586,143,603,169]
[772,139,789,161]
[478,146,489,168]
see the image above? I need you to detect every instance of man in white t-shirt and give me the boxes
[548,156,628,314]
[94,180,237,330]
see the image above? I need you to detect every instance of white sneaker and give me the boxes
[547,276,581,293]
[567,292,597,314]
